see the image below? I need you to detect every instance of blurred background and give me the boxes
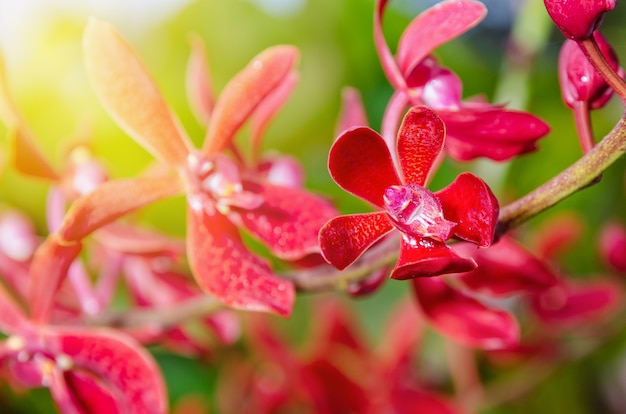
[1,0,626,412]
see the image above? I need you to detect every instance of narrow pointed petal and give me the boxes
[83,19,192,168]
[329,127,400,207]
[453,238,558,296]
[436,172,498,247]
[391,236,476,279]
[186,34,214,126]
[203,46,299,155]
[58,175,184,242]
[0,53,20,128]
[94,223,186,256]
[320,212,394,270]
[397,0,486,76]
[48,328,167,414]
[0,283,30,334]
[374,0,406,89]
[235,182,338,260]
[187,206,295,317]
[250,72,298,160]
[63,371,120,414]
[335,87,369,136]
[29,236,82,323]
[9,129,60,181]
[438,108,550,161]
[397,106,445,186]
[413,277,520,350]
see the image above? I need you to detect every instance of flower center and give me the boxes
[383,184,455,241]
[185,151,263,215]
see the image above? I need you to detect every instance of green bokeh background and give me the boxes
[1,0,626,412]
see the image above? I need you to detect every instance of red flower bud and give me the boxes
[558,31,620,109]
[544,0,616,40]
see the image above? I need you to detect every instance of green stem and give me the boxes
[496,113,626,237]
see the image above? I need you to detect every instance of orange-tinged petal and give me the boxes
[0,53,20,128]
[186,34,214,126]
[58,174,184,242]
[9,129,59,181]
[202,45,299,155]
[83,19,192,168]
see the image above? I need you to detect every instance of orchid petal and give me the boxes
[335,87,369,136]
[397,106,445,186]
[203,46,299,155]
[412,277,520,350]
[600,222,626,272]
[94,223,186,256]
[48,328,168,414]
[235,182,338,260]
[374,0,406,89]
[186,34,214,126]
[453,239,558,296]
[63,370,120,414]
[391,236,476,279]
[329,127,400,207]
[250,71,299,161]
[0,283,30,334]
[436,172,498,247]
[29,236,82,323]
[187,206,295,317]
[397,0,486,76]
[320,212,394,270]
[0,53,21,128]
[9,128,60,181]
[438,108,550,161]
[83,19,192,168]
[58,174,184,242]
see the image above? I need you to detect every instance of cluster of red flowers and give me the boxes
[0,0,625,412]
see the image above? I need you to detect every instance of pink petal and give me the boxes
[530,213,584,260]
[531,280,621,327]
[388,389,462,414]
[412,277,520,350]
[186,34,214,126]
[63,370,120,414]
[374,0,406,89]
[58,175,184,242]
[397,106,445,186]
[346,267,389,297]
[599,222,626,272]
[397,0,487,76]
[203,46,299,155]
[438,108,550,161]
[250,71,299,161]
[48,327,168,414]
[29,236,83,323]
[453,239,558,296]
[234,182,338,260]
[391,236,476,279]
[94,223,186,256]
[335,87,369,136]
[329,127,400,207]
[436,172,498,247]
[319,212,395,270]
[308,300,367,356]
[83,19,193,168]
[0,283,30,334]
[187,206,295,317]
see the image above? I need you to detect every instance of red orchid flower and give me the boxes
[0,284,167,414]
[319,105,499,278]
[599,221,626,273]
[28,19,338,321]
[374,0,550,161]
[544,0,616,40]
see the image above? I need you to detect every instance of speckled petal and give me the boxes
[436,172,498,247]
[235,182,338,260]
[412,277,520,350]
[397,106,446,186]
[46,327,167,414]
[391,236,476,279]
[329,127,400,207]
[203,46,299,155]
[187,205,295,317]
[319,212,394,270]
[396,0,486,76]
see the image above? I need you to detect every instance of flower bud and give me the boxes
[544,0,616,40]
[558,31,620,109]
